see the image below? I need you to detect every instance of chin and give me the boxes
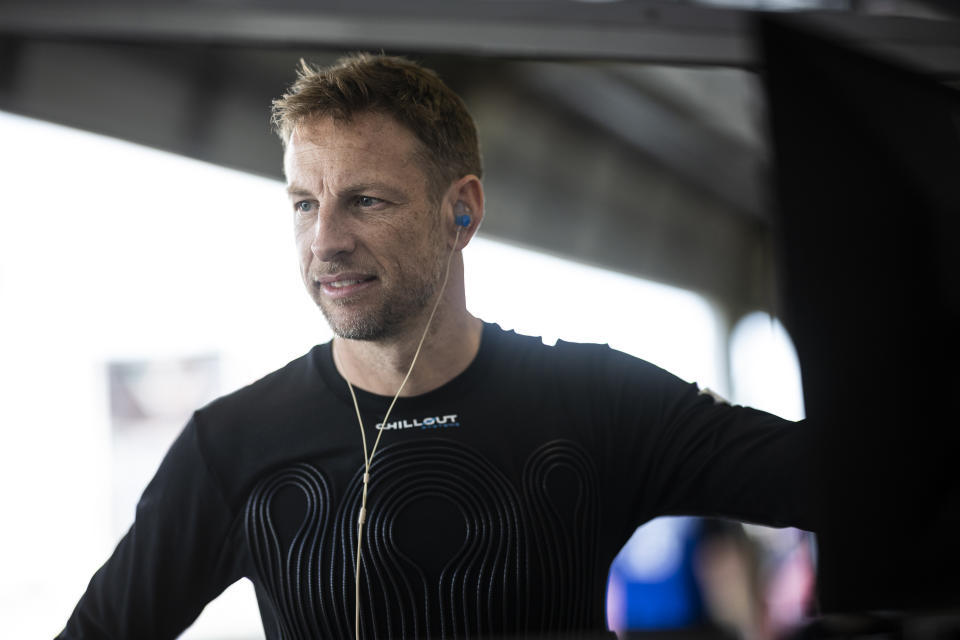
[322,307,393,342]
[332,324,390,342]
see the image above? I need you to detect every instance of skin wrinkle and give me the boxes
[284,111,485,396]
[287,113,445,342]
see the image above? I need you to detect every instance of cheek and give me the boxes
[393,229,446,278]
[293,215,314,246]
[390,226,434,265]
[395,209,442,249]
[294,231,313,271]
[294,227,309,249]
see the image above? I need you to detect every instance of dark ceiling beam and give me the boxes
[1,1,957,319]
[515,62,767,220]
[1,1,959,74]
[0,1,746,64]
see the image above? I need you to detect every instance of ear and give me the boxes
[444,175,484,250]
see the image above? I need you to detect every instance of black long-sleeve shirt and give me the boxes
[59,322,815,639]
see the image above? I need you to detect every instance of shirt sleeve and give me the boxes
[600,346,818,532]
[56,415,244,639]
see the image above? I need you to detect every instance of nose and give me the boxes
[310,205,356,262]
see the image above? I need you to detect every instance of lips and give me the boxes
[327,278,368,288]
[314,272,377,299]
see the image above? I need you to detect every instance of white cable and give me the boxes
[349,225,464,640]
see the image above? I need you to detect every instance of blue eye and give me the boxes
[356,196,381,208]
[295,200,314,214]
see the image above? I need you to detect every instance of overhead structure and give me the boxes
[1,0,958,321]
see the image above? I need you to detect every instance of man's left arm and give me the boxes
[655,386,817,530]
[598,347,818,532]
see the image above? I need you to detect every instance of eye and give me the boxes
[355,195,383,208]
[294,200,315,215]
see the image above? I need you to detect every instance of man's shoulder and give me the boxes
[189,345,337,453]
[486,323,607,357]
[201,347,323,418]
[487,323,655,372]
[483,323,687,400]
[182,345,338,505]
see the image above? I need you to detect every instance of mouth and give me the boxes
[314,273,378,299]
[327,278,371,288]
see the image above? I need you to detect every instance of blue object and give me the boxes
[608,517,705,630]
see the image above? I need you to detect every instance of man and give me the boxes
[59,53,814,639]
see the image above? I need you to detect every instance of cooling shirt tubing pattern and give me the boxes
[58,322,815,639]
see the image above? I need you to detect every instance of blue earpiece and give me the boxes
[453,201,471,228]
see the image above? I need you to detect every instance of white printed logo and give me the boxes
[375,414,460,431]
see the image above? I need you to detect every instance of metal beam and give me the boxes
[1,1,959,74]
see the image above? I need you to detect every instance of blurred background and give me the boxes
[1,0,958,638]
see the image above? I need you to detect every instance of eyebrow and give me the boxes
[344,182,408,201]
[286,184,312,198]
[285,182,409,202]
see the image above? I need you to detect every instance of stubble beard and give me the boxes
[319,276,435,341]
[318,224,447,342]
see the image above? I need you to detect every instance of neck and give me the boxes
[331,266,483,397]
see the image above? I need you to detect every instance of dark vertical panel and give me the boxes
[761,15,960,612]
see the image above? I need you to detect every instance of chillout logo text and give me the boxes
[376,414,460,431]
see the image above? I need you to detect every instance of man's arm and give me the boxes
[592,345,818,532]
[57,416,244,639]
[650,384,817,530]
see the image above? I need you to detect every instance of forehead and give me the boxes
[283,112,425,185]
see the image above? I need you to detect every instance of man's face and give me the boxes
[285,112,448,341]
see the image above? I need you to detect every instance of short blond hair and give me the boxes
[272,53,483,200]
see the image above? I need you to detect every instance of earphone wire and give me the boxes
[349,224,464,640]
